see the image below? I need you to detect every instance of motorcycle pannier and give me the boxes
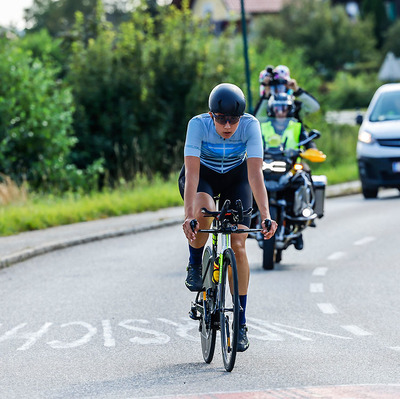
[312,175,327,218]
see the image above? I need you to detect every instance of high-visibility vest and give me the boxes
[261,120,302,149]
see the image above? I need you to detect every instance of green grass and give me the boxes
[313,162,359,185]
[0,178,183,236]
[0,161,359,236]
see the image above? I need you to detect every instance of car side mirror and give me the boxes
[356,114,363,125]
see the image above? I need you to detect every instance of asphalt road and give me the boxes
[1,190,399,398]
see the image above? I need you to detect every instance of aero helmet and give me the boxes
[208,83,246,116]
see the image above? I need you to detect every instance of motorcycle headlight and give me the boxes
[293,163,303,171]
[263,161,286,172]
[358,131,375,144]
[302,207,313,218]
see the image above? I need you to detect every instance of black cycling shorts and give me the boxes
[178,160,252,227]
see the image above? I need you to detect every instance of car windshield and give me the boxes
[369,91,400,122]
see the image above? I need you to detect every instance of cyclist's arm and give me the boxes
[183,155,200,240]
[247,158,277,239]
[247,157,270,221]
[245,119,273,223]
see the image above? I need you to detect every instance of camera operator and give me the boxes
[254,65,320,122]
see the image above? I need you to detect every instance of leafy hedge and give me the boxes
[0,40,75,190]
[68,3,238,183]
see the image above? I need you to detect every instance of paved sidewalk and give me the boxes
[0,182,361,270]
[0,207,184,269]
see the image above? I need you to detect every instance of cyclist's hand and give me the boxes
[182,218,198,242]
[262,219,278,240]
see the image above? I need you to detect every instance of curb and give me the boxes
[0,217,183,270]
[0,181,362,270]
[326,181,361,197]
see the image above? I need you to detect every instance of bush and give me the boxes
[0,38,104,193]
[67,2,239,183]
[321,71,381,109]
[305,113,359,171]
[18,28,66,70]
[0,39,75,190]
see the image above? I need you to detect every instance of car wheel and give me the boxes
[361,182,378,199]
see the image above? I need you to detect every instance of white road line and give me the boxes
[389,346,400,351]
[102,320,116,347]
[341,325,372,336]
[317,303,338,314]
[313,267,328,276]
[354,236,376,246]
[247,318,311,341]
[310,283,324,293]
[273,323,352,340]
[327,251,345,260]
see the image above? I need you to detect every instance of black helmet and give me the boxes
[267,93,293,117]
[208,83,246,116]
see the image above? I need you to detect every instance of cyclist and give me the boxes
[179,83,278,352]
[255,64,320,122]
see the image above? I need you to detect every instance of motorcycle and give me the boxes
[249,118,327,270]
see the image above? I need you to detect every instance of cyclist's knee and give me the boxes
[232,237,247,254]
[194,193,215,225]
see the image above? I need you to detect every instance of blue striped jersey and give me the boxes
[184,113,263,173]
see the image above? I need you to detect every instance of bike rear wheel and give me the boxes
[219,247,239,372]
[200,246,217,363]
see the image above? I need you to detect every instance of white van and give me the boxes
[356,83,400,198]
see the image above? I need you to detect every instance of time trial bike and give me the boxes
[189,199,271,372]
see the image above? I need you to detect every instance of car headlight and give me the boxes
[358,130,375,144]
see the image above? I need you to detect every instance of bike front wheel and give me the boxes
[219,247,239,372]
[200,246,217,363]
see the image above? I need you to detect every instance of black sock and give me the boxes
[188,245,204,266]
[239,295,247,326]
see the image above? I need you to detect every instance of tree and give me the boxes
[251,0,378,77]
[360,0,389,49]
[383,20,400,57]
[0,39,76,190]
[24,0,131,37]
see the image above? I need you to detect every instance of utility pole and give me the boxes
[240,0,253,113]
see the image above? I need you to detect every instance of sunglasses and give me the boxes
[212,113,241,125]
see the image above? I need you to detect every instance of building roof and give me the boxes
[223,0,285,14]
[172,0,287,14]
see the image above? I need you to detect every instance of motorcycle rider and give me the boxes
[261,93,317,152]
[255,65,320,122]
[260,93,318,250]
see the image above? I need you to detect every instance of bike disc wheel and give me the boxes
[219,247,239,372]
[200,246,217,363]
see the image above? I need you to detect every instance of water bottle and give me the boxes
[212,259,220,284]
